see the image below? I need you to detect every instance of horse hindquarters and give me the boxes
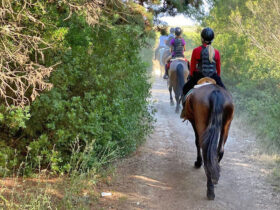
[176,63,185,99]
[202,90,225,200]
[174,63,185,113]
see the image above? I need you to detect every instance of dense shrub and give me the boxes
[0,1,154,175]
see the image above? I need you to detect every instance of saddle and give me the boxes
[195,77,216,88]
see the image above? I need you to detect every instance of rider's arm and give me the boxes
[215,50,221,76]
[190,47,200,76]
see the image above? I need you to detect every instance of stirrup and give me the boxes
[163,74,169,79]
[180,108,186,119]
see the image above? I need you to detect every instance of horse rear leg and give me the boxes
[218,108,234,162]
[191,121,202,168]
[206,170,215,200]
[175,93,180,113]
[218,121,232,162]
[169,86,174,106]
[203,146,216,200]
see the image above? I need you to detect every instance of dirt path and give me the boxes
[97,62,280,210]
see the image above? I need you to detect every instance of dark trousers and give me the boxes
[182,72,226,96]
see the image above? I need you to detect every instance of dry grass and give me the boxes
[0,168,116,209]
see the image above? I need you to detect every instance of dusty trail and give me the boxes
[97,62,280,210]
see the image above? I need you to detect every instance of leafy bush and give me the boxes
[0,2,155,175]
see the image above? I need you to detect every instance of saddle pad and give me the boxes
[170,58,186,62]
[182,89,193,104]
[194,83,213,89]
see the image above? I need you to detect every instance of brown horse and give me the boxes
[182,79,234,200]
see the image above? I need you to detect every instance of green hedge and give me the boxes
[0,2,154,175]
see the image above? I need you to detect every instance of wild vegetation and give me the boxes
[0,0,156,177]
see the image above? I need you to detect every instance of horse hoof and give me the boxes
[207,190,215,200]
[218,151,224,163]
[170,101,174,106]
[212,178,218,185]
[194,161,202,168]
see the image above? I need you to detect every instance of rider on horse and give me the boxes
[163,27,187,79]
[155,27,168,59]
[165,27,175,47]
[181,27,226,118]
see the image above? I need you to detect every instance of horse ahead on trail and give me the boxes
[159,47,171,67]
[181,78,234,200]
[168,58,189,113]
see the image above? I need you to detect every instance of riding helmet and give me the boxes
[170,27,175,34]
[175,27,182,36]
[201,27,215,43]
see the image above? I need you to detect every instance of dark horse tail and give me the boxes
[176,63,185,101]
[203,89,225,183]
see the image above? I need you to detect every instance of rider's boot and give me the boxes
[163,64,169,79]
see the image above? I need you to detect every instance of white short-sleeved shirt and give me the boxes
[159,35,168,47]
